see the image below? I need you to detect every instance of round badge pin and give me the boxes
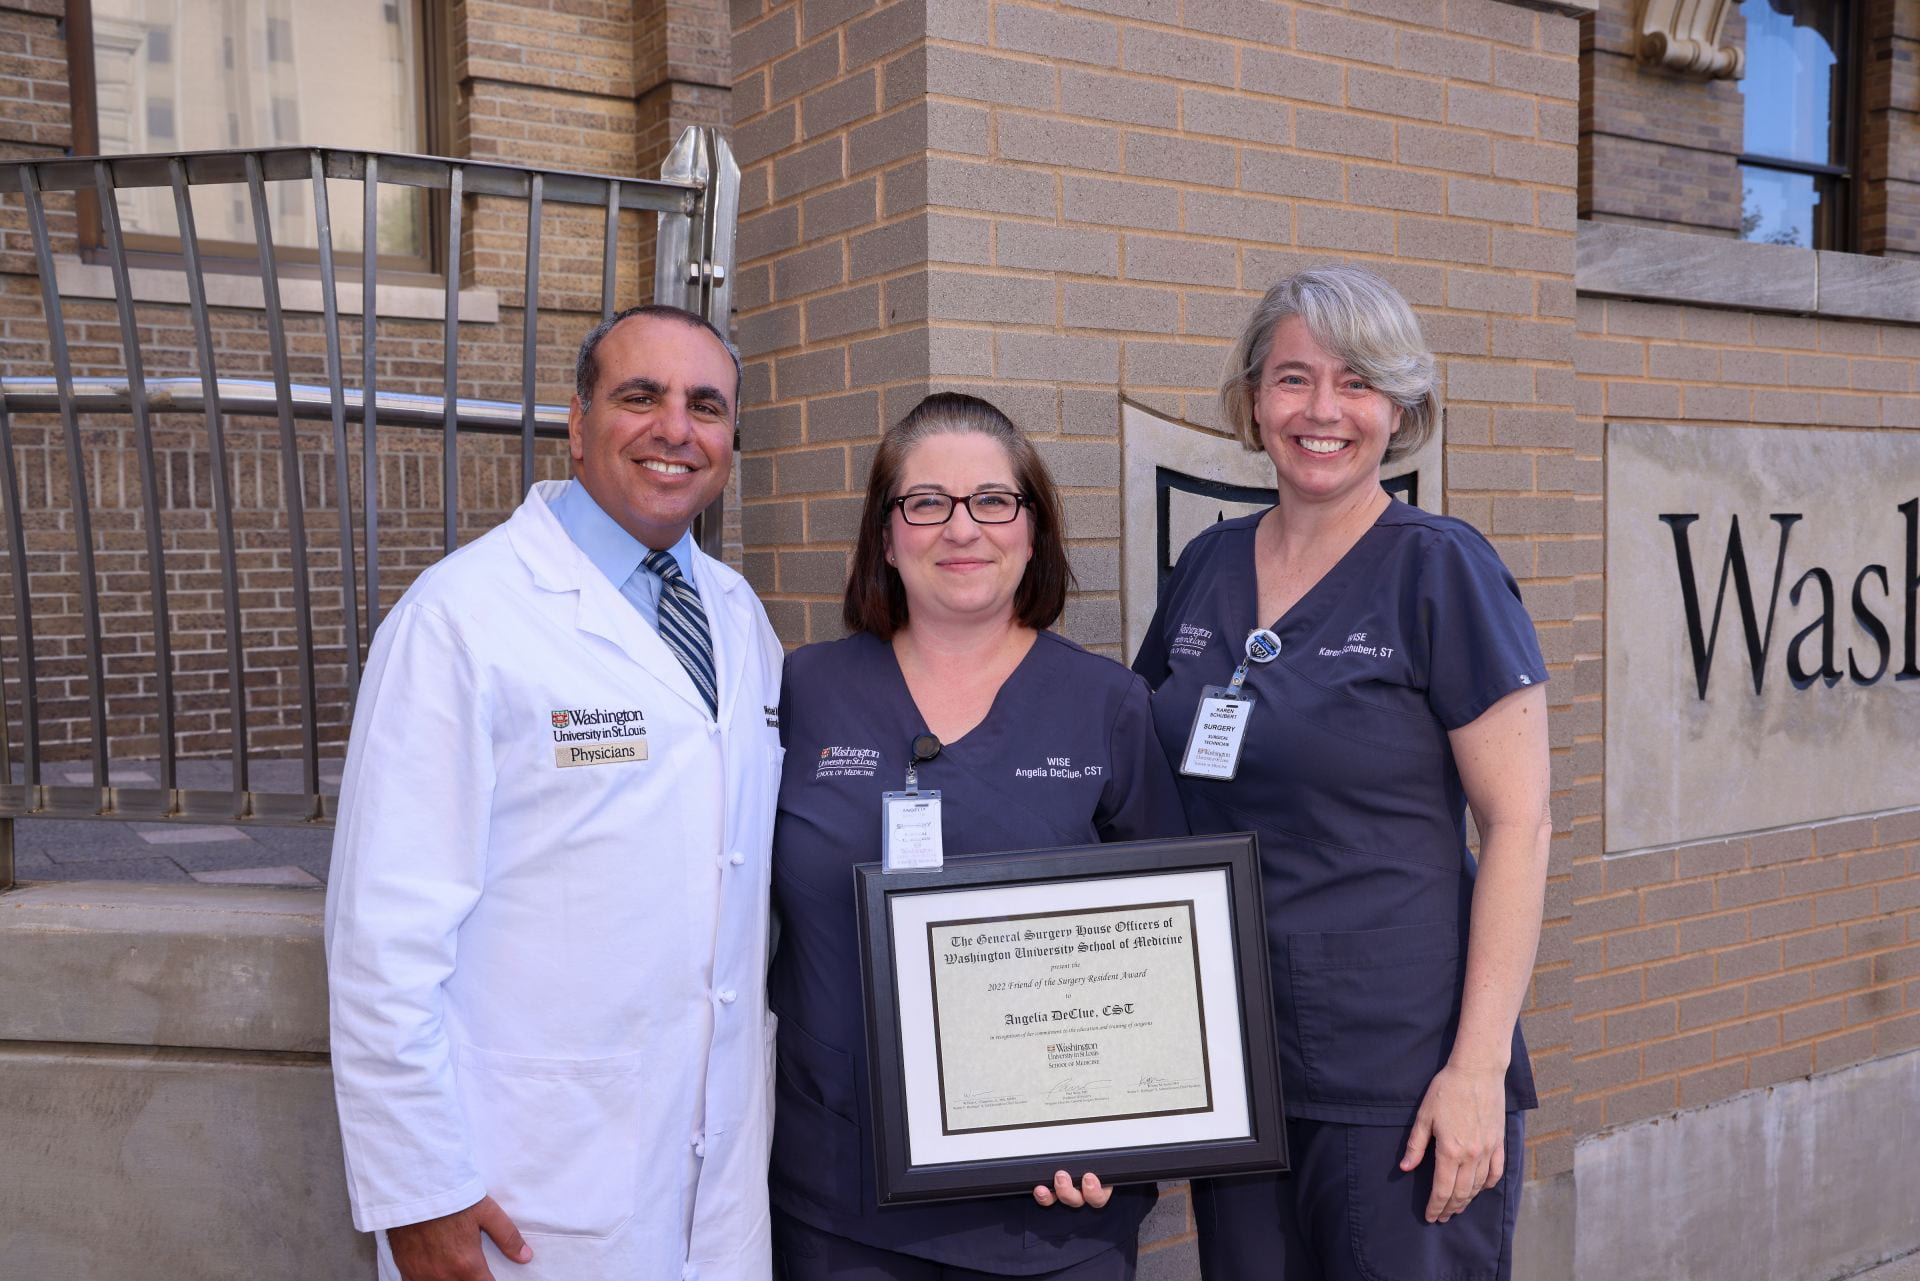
[1245,628,1283,663]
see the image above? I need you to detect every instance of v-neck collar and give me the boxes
[876,628,1044,753]
[1241,499,1399,646]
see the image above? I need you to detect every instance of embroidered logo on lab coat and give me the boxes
[1170,623,1213,658]
[815,746,880,780]
[1316,631,1396,660]
[550,706,648,768]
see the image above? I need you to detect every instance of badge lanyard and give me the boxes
[1179,628,1281,780]
[882,732,945,872]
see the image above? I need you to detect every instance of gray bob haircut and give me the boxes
[1220,266,1439,464]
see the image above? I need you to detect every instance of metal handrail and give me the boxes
[0,133,739,889]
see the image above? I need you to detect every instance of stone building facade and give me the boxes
[0,1,1917,1279]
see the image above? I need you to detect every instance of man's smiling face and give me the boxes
[568,313,736,551]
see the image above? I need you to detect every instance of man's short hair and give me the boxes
[573,304,744,413]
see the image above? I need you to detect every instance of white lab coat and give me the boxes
[325,481,784,1281]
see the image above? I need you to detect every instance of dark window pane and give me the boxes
[1740,164,1819,247]
[1738,0,1841,166]
[267,18,293,61]
[146,100,173,139]
[147,29,170,62]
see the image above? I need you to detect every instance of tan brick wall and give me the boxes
[1860,0,1920,259]
[1571,295,1920,1130]
[732,0,1588,1200]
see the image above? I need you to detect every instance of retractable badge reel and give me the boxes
[1179,628,1281,780]
[882,732,945,872]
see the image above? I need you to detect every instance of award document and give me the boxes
[929,901,1212,1132]
[856,834,1286,1204]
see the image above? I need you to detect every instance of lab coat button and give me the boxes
[717,988,737,1004]
[729,851,746,866]
[691,1134,705,1157]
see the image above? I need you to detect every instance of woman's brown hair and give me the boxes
[843,393,1074,639]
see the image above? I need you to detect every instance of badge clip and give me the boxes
[1179,629,1281,781]
[884,733,945,872]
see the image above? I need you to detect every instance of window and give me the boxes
[68,0,444,274]
[1737,0,1853,250]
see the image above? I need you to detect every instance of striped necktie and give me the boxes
[642,548,717,718]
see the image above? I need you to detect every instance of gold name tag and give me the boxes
[554,737,648,768]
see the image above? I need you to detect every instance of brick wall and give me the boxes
[0,0,736,765]
[1571,295,1920,1128]
[1860,0,1920,259]
[730,0,1590,1221]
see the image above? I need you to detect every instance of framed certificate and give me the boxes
[855,833,1286,1204]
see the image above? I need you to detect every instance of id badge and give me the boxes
[1179,685,1254,780]
[882,790,944,871]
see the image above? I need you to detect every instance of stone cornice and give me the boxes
[1576,221,1920,324]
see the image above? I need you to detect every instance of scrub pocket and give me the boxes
[770,1012,862,1216]
[456,1043,653,1239]
[1290,920,1462,1108]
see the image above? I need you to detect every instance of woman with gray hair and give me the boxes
[1132,266,1552,1280]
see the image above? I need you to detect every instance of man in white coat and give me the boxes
[326,306,785,1281]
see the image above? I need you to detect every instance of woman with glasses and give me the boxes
[767,393,1186,1280]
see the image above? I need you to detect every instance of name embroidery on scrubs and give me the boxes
[815,745,880,780]
[1012,756,1103,781]
[1170,623,1213,658]
[1316,631,1396,660]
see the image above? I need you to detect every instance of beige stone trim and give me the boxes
[51,254,501,323]
[1633,0,1743,79]
[1576,221,1920,324]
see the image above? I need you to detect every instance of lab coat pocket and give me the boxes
[769,1013,861,1215]
[456,1043,653,1240]
[1289,921,1462,1108]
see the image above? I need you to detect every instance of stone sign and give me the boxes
[1605,423,1920,853]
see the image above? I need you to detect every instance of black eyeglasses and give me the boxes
[891,491,1030,526]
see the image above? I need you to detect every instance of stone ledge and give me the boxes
[53,254,502,323]
[0,881,327,1053]
[1576,221,1920,325]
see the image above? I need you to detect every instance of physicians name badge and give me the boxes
[1179,629,1281,781]
[554,737,648,768]
[882,790,944,871]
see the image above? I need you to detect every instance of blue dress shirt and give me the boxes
[547,478,697,630]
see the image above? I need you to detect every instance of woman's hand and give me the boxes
[1031,1170,1112,1209]
[1400,1061,1507,1224]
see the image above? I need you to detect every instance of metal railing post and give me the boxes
[654,127,740,557]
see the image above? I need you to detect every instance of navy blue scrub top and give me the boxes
[1132,501,1547,1128]
[769,628,1188,1275]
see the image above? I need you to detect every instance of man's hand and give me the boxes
[388,1196,533,1281]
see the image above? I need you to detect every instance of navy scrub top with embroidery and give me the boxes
[1132,501,1547,1128]
[769,629,1188,1275]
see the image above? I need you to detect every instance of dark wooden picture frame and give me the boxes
[854,833,1287,1206]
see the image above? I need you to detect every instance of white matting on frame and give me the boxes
[888,867,1250,1168]
[1119,399,1442,661]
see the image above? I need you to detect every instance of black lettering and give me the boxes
[1660,513,1801,698]
[1901,498,1919,681]
[1785,568,1839,689]
[1849,565,1891,686]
